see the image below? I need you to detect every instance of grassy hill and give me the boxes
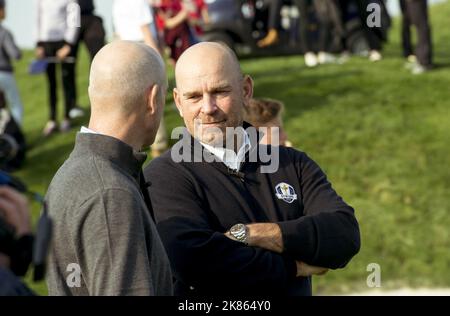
[11,2,450,295]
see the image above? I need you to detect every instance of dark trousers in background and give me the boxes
[400,0,413,57]
[404,0,433,67]
[355,0,383,51]
[74,15,106,61]
[42,41,76,121]
[293,0,312,52]
[265,0,283,30]
[313,0,344,52]
[294,0,344,53]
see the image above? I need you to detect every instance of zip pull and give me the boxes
[227,168,245,182]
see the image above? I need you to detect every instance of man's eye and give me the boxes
[188,95,201,100]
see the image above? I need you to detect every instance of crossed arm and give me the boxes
[225,223,329,277]
[146,151,360,292]
[224,151,360,276]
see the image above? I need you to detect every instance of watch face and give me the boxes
[230,224,245,235]
[230,223,247,243]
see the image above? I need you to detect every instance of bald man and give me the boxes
[45,41,173,296]
[144,42,360,295]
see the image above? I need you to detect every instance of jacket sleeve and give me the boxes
[277,151,361,269]
[4,31,22,60]
[146,158,297,294]
[64,0,80,45]
[72,188,156,295]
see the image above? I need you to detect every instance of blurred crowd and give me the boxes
[256,0,432,72]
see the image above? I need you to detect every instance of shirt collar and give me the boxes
[72,133,147,180]
[80,126,99,134]
[200,130,252,171]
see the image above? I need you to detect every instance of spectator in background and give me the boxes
[0,0,23,126]
[0,91,26,171]
[68,0,106,120]
[313,0,344,64]
[35,0,80,136]
[258,0,344,66]
[183,0,210,40]
[113,0,159,53]
[293,0,319,67]
[113,0,168,157]
[401,0,433,74]
[67,0,106,121]
[153,0,192,63]
[74,0,105,61]
[152,0,198,157]
[244,98,291,147]
[257,0,283,48]
[399,0,415,63]
[147,0,164,51]
[0,186,35,296]
[354,0,390,62]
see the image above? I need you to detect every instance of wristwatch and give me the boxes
[229,223,248,245]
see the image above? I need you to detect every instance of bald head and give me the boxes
[89,41,166,115]
[175,42,242,87]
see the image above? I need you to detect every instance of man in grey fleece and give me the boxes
[0,0,24,126]
[45,40,173,296]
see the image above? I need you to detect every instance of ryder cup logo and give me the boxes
[275,182,297,203]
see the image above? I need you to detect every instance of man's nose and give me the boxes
[201,94,217,115]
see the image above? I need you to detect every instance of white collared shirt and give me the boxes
[200,131,252,171]
[80,126,99,134]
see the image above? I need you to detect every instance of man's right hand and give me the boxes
[296,261,329,277]
[35,46,45,59]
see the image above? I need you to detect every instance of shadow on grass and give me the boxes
[252,70,360,121]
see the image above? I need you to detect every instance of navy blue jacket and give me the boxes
[144,126,360,296]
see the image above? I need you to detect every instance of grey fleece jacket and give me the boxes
[45,133,173,296]
[0,24,21,72]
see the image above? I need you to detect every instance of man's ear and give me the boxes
[242,75,254,107]
[147,84,160,116]
[173,88,183,117]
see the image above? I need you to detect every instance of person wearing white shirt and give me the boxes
[112,0,159,53]
[35,0,80,136]
[113,0,168,157]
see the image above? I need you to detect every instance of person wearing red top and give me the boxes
[184,0,209,36]
[153,0,192,62]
